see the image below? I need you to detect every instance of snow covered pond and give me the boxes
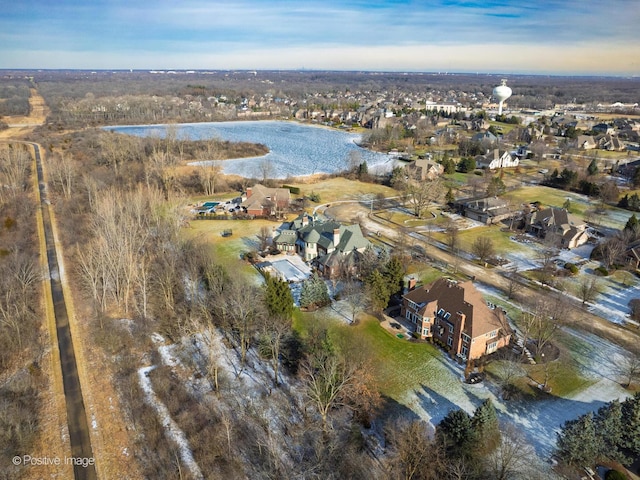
[107,121,397,178]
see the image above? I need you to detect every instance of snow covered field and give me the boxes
[109,121,397,178]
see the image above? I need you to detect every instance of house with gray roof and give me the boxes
[273,213,370,278]
[455,196,513,225]
[526,207,589,249]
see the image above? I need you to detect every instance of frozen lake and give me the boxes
[108,120,396,178]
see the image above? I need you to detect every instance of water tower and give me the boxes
[493,79,512,115]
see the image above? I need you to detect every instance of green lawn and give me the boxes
[294,313,448,398]
[287,177,397,204]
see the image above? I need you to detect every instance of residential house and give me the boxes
[401,278,512,362]
[475,149,519,170]
[471,131,498,143]
[273,214,370,278]
[574,135,597,150]
[526,207,589,249]
[241,184,291,217]
[455,196,512,225]
[404,157,444,181]
[595,134,625,151]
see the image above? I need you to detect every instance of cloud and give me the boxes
[0,0,638,74]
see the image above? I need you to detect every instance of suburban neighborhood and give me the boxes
[2,67,640,480]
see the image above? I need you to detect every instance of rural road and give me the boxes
[33,142,97,480]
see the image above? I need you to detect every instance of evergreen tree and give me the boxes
[625,213,639,233]
[594,400,628,464]
[365,269,391,312]
[618,194,630,209]
[472,399,500,451]
[264,274,294,319]
[299,273,330,309]
[445,187,455,204]
[384,256,405,297]
[621,393,640,456]
[587,158,599,176]
[436,409,477,460]
[556,413,599,466]
[563,199,572,212]
[486,176,506,197]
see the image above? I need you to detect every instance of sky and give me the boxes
[1,0,639,75]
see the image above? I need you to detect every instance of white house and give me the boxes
[475,149,519,170]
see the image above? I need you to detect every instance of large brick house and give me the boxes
[401,278,512,362]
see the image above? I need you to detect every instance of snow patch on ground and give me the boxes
[138,365,204,480]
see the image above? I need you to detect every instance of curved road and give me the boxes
[32,142,97,480]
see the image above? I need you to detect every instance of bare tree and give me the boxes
[483,424,540,480]
[577,277,599,306]
[342,280,367,323]
[444,219,459,253]
[405,177,444,218]
[616,350,640,388]
[385,418,444,480]
[471,236,495,265]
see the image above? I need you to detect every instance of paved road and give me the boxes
[32,143,97,480]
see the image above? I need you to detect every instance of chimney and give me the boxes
[333,228,340,247]
[302,214,309,227]
[246,187,253,198]
[408,277,417,291]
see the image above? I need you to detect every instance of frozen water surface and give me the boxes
[109,121,396,178]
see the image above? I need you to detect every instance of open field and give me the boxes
[288,176,397,204]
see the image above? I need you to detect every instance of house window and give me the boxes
[461,346,468,357]
[447,336,453,347]
[423,327,429,336]
[443,312,451,320]
[487,341,498,353]
[461,333,471,343]
[448,324,454,334]
[406,311,411,321]
[437,308,445,317]
[488,330,498,338]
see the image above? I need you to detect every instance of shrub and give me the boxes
[564,263,579,275]
[308,191,321,203]
[595,266,610,276]
[605,469,626,480]
[283,184,300,194]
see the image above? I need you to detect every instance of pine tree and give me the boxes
[366,269,391,312]
[384,256,405,296]
[445,187,455,204]
[621,393,640,456]
[587,158,599,176]
[556,413,599,466]
[625,213,639,233]
[264,274,294,319]
[473,399,500,452]
[594,400,628,464]
[299,273,330,309]
[436,409,477,460]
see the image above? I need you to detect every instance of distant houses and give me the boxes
[475,149,519,170]
[401,278,512,362]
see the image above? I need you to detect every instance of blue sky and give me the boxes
[1,0,639,75]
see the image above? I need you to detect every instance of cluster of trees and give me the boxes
[385,400,545,479]
[544,167,619,203]
[0,144,44,474]
[0,82,31,116]
[363,252,406,313]
[556,394,640,468]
